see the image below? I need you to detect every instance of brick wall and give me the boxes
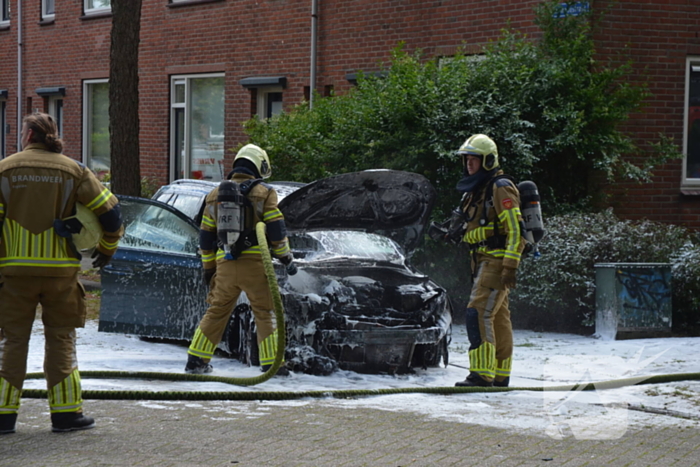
[1,0,699,229]
[593,0,700,228]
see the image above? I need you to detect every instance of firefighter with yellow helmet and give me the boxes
[452,134,525,387]
[185,144,295,375]
[0,112,123,434]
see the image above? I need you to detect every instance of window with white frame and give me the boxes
[1,99,6,158]
[84,0,110,15]
[685,59,700,183]
[257,88,283,119]
[42,0,55,20]
[170,74,225,181]
[1,0,10,25]
[83,79,110,177]
[49,96,63,138]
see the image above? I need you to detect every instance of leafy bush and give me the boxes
[412,241,472,316]
[139,176,161,199]
[509,209,699,334]
[245,0,680,218]
[99,172,160,199]
[670,241,700,334]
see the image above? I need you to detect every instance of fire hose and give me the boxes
[19,223,700,401]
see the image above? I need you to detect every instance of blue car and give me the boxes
[98,170,452,375]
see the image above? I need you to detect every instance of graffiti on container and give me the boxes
[615,268,671,327]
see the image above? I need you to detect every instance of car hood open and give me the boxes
[278,170,436,254]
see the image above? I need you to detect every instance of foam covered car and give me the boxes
[98,170,452,375]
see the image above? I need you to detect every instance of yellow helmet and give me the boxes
[457,134,499,171]
[234,144,272,179]
[71,204,103,251]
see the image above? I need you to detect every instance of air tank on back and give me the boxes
[217,180,245,259]
[517,180,546,246]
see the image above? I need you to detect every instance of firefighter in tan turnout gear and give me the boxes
[185,144,295,375]
[452,134,525,388]
[0,112,123,434]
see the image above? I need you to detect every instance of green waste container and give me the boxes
[594,263,672,340]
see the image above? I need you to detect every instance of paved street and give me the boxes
[1,396,699,466]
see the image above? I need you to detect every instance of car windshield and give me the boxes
[292,230,405,264]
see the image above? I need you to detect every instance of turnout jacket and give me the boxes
[0,143,123,276]
[460,169,525,271]
[199,173,291,271]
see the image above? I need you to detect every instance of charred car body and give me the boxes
[98,170,452,375]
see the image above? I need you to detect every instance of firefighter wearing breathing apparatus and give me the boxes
[451,134,525,388]
[185,144,295,376]
[0,112,123,434]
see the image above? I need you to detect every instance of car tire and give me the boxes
[249,329,260,367]
[224,311,242,358]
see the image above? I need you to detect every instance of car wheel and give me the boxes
[248,328,260,367]
[224,306,245,358]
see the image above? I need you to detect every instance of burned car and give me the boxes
[98,170,452,375]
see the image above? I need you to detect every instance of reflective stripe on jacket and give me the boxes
[0,143,123,276]
[460,170,524,270]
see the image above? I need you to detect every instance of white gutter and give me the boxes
[309,0,318,109]
[16,0,22,151]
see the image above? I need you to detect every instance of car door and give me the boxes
[98,196,208,341]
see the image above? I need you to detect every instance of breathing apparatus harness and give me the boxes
[466,174,546,257]
[429,174,546,266]
[471,174,514,251]
[217,178,264,260]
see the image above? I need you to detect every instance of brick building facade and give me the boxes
[1,0,699,228]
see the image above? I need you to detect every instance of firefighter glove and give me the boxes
[91,250,112,269]
[202,268,216,287]
[279,253,293,266]
[501,267,517,289]
[279,253,297,276]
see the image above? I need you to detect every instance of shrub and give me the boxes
[412,241,472,319]
[244,0,682,219]
[509,209,697,334]
[670,241,700,334]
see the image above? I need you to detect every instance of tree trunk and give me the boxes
[108,0,142,196]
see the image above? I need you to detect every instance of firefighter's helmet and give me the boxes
[71,204,103,251]
[457,134,499,171]
[234,144,272,179]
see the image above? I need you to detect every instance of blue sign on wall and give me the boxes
[553,2,591,18]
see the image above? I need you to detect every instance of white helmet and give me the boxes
[457,134,499,171]
[70,204,103,251]
[234,144,272,179]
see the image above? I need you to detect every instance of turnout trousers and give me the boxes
[0,273,87,415]
[188,255,281,367]
[465,256,513,384]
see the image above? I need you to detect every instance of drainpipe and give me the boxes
[309,0,318,109]
[16,0,22,151]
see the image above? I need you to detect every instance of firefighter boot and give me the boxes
[185,354,213,374]
[494,377,510,388]
[0,413,17,434]
[455,372,493,387]
[51,412,95,433]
